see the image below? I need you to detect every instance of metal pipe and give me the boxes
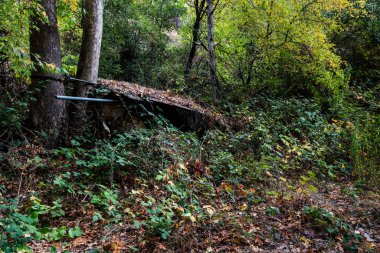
[55,95,116,102]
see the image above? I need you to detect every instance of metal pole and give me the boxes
[55,95,116,102]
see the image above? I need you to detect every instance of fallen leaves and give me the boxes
[103,238,125,253]
[97,78,235,130]
[203,205,215,218]
[8,161,378,253]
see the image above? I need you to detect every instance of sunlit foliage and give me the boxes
[215,0,365,99]
[0,0,36,79]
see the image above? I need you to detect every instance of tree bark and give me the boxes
[29,0,66,146]
[185,0,206,77]
[206,0,221,98]
[70,0,104,135]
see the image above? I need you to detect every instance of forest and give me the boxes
[0,0,379,252]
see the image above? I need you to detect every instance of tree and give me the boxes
[333,0,379,84]
[99,0,186,86]
[29,0,66,146]
[70,0,104,134]
[0,0,34,80]
[184,0,207,77]
[215,0,355,100]
[206,0,221,98]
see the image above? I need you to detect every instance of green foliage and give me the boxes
[100,0,186,87]
[303,205,363,251]
[0,0,35,79]
[53,171,85,195]
[0,94,377,250]
[88,185,121,220]
[56,120,201,179]
[142,161,216,239]
[214,0,355,99]
[144,198,176,239]
[0,90,32,150]
[265,206,280,216]
[350,114,380,187]
[303,206,350,234]
[0,196,81,251]
[0,198,37,252]
[236,97,351,178]
[334,0,380,84]
[1,0,379,250]
[0,0,81,80]
[0,103,23,134]
[57,0,82,65]
[203,130,263,183]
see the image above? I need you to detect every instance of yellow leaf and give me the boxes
[240,203,248,211]
[203,205,215,218]
[70,5,77,11]
[222,183,233,193]
[300,236,311,244]
[178,163,187,171]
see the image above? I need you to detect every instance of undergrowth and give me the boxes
[0,94,378,251]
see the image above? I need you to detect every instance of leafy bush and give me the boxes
[0,100,28,150]
[350,114,380,186]
[88,185,121,220]
[100,0,186,87]
[0,196,81,252]
[215,0,353,100]
[0,198,38,252]
[303,205,363,251]
[0,103,23,133]
[143,198,176,239]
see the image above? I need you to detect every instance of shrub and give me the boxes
[350,114,380,187]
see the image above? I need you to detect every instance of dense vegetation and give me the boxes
[0,0,379,252]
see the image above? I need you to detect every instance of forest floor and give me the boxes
[1,91,379,252]
[1,148,378,252]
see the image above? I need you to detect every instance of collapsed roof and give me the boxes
[96,79,234,132]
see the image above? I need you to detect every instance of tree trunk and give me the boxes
[184,18,201,77]
[185,0,206,77]
[29,0,66,146]
[70,0,104,135]
[206,0,221,98]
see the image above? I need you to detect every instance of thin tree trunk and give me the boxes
[206,0,221,98]
[70,0,104,135]
[184,18,201,76]
[29,0,66,146]
[185,0,206,77]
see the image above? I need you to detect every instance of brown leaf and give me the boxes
[103,238,125,253]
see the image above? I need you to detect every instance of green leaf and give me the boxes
[327,226,336,234]
[308,185,318,193]
[133,220,141,229]
[67,226,82,238]
[92,212,103,222]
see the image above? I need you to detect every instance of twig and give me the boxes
[17,172,23,203]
